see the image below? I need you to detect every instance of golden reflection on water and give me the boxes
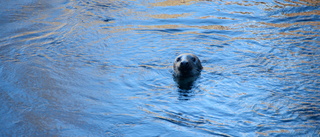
[149,13,192,19]
[260,22,319,27]
[284,10,320,16]
[138,24,230,30]
[151,0,194,6]
[198,15,236,20]
[285,0,320,6]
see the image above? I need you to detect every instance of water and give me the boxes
[0,0,319,136]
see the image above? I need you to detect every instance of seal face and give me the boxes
[173,53,202,89]
[173,53,202,77]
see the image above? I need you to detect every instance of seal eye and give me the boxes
[191,57,196,62]
[176,57,181,62]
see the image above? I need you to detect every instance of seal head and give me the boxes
[173,53,202,89]
[173,53,202,77]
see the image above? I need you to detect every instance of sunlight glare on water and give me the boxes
[0,0,319,136]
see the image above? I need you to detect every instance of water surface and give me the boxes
[0,0,319,136]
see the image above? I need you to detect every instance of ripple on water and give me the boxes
[0,0,319,136]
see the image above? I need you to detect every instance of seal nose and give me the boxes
[180,61,189,67]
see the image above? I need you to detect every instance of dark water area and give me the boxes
[0,0,319,136]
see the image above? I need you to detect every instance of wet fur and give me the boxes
[173,53,202,89]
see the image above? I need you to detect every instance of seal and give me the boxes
[173,53,202,89]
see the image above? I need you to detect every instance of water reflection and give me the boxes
[0,0,319,136]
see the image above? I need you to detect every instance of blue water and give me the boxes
[0,0,319,136]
